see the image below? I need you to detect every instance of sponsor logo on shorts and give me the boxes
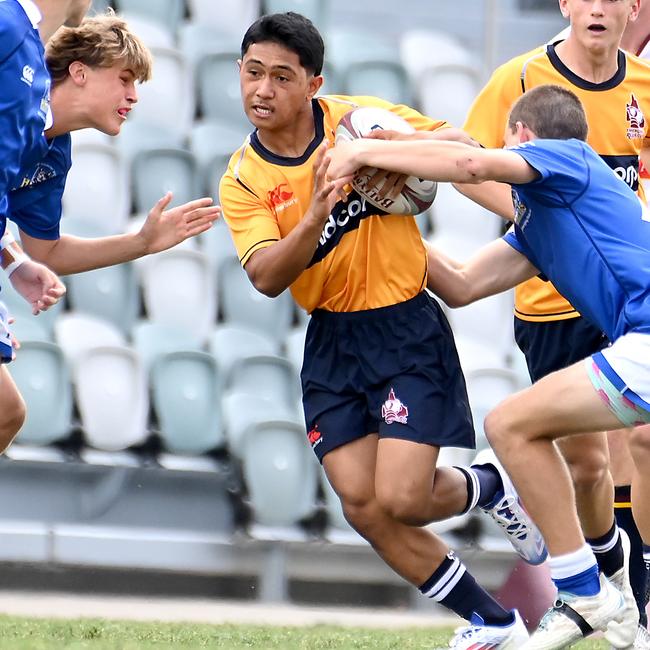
[382,388,409,425]
[307,424,322,448]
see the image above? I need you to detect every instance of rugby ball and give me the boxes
[335,107,437,215]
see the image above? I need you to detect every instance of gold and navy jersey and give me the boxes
[219,95,448,313]
[464,42,650,322]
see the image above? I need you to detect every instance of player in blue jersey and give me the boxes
[0,0,94,453]
[324,84,647,649]
[0,11,219,455]
[5,11,219,277]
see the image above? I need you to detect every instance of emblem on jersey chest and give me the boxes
[511,189,530,229]
[626,94,646,140]
[268,182,297,212]
[19,163,56,189]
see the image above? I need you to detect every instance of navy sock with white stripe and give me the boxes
[586,521,624,578]
[419,551,514,626]
[456,464,503,513]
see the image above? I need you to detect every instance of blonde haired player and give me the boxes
[0,11,219,453]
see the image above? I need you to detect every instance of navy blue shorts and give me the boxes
[301,292,475,462]
[514,316,609,383]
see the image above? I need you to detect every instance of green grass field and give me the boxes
[0,616,610,649]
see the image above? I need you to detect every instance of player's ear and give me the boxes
[237,59,243,72]
[558,0,569,19]
[307,74,324,100]
[68,61,87,86]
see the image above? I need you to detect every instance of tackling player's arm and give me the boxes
[326,138,538,187]
[17,193,219,275]
[238,145,348,298]
[452,58,524,220]
[426,237,538,307]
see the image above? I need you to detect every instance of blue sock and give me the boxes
[553,565,601,597]
[419,551,514,626]
[548,546,600,597]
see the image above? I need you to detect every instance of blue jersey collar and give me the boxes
[15,0,42,29]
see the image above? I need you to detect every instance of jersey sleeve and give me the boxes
[9,175,65,240]
[502,227,544,276]
[463,58,525,147]
[219,168,280,267]
[510,140,589,206]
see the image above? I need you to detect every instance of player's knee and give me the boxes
[337,487,382,538]
[0,393,25,452]
[375,486,428,526]
[564,448,609,490]
[484,405,515,452]
[628,425,650,462]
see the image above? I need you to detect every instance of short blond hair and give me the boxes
[46,10,153,86]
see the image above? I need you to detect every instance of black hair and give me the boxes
[241,11,324,76]
[508,84,588,141]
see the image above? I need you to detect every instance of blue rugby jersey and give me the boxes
[9,134,71,240]
[0,0,50,232]
[504,138,650,342]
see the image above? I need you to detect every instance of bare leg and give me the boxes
[323,435,449,584]
[557,433,614,538]
[629,425,650,544]
[374,437,469,526]
[484,362,624,556]
[608,428,635,486]
[0,366,25,453]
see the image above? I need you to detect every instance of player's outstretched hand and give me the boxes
[309,143,352,225]
[9,260,66,315]
[140,192,221,255]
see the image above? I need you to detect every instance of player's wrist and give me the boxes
[0,230,29,276]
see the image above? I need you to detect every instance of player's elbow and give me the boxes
[457,156,490,184]
[245,264,284,298]
[248,273,283,298]
[446,293,472,309]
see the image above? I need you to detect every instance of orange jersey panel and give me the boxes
[220,95,448,313]
[464,44,650,321]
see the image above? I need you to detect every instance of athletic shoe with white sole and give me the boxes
[471,448,548,565]
[523,573,625,649]
[610,624,650,650]
[630,625,650,649]
[438,610,529,649]
[605,528,639,648]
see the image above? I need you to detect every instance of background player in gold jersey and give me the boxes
[453,2,650,646]
[218,11,557,649]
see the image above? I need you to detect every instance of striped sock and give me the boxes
[419,550,513,626]
[455,464,502,514]
[586,521,624,578]
[548,545,600,597]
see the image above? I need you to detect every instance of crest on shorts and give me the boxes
[382,388,409,425]
[626,94,646,140]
